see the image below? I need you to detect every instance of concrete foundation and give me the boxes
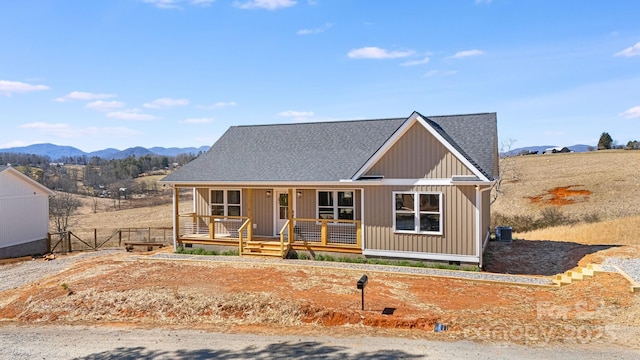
[0,238,48,260]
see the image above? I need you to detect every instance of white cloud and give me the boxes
[18,122,140,139]
[614,42,640,57]
[191,0,215,6]
[347,47,415,59]
[143,97,189,109]
[475,0,492,4]
[450,49,484,59]
[278,110,314,118]
[197,101,237,109]
[180,117,214,124]
[277,110,317,122]
[20,122,140,139]
[142,0,182,9]
[401,57,430,66]
[297,22,333,35]
[85,100,126,111]
[55,91,116,102]
[234,0,296,10]
[107,109,157,121]
[619,106,640,119]
[424,69,458,77]
[143,0,214,9]
[0,80,49,96]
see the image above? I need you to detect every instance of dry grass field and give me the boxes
[492,150,640,244]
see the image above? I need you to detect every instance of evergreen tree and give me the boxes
[597,132,613,150]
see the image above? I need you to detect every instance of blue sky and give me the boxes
[1,0,639,152]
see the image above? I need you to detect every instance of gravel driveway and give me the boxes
[0,250,122,293]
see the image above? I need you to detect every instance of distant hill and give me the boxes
[503,144,594,156]
[0,143,210,161]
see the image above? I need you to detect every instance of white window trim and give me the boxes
[210,189,242,218]
[315,189,356,224]
[392,191,443,235]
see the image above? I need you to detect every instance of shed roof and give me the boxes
[161,112,498,183]
[0,165,56,195]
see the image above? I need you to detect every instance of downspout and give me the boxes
[476,184,493,269]
[172,185,179,251]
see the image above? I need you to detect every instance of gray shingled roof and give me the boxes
[423,112,498,180]
[161,112,498,183]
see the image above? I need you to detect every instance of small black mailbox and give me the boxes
[357,275,368,289]
[357,274,368,311]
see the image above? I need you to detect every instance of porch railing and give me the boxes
[178,213,361,251]
[178,213,250,240]
[291,218,362,248]
[237,218,253,254]
[279,219,290,256]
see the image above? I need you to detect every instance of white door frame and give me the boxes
[273,188,296,236]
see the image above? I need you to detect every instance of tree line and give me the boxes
[1,152,199,195]
[598,132,640,150]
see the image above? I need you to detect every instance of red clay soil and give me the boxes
[527,185,592,205]
[1,246,638,346]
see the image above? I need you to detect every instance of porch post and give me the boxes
[247,188,253,240]
[288,188,294,243]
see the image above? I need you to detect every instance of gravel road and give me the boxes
[0,324,638,360]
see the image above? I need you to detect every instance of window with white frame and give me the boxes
[317,190,354,221]
[211,189,241,217]
[393,192,442,234]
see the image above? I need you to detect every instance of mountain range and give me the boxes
[2,142,594,161]
[0,143,210,161]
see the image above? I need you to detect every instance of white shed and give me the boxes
[0,166,55,259]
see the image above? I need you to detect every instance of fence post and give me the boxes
[94,228,98,250]
[46,233,51,253]
[118,230,122,247]
[67,231,72,253]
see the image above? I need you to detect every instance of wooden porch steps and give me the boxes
[242,241,289,258]
[552,264,603,287]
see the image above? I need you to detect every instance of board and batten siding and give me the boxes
[363,185,477,256]
[251,189,273,237]
[365,122,473,179]
[0,170,51,249]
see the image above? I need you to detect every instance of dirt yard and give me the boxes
[1,243,639,349]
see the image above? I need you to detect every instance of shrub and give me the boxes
[582,212,601,224]
[220,249,239,256]
[537,207,576,228]
[492,207,593,233]
[295,252,311,260]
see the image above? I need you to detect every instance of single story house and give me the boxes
[543,146,571,154]
[160,111,499,266]
[0,166,55,259]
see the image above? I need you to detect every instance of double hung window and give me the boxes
[211,189,242,217]
[317,190,355,221]
[393,192,442,234]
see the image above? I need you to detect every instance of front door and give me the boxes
[274,190,290,236]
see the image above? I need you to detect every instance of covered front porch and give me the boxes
[171,187,363,258]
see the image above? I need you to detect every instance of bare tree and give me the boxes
[491,138,522,204]
[50,191,82,234]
